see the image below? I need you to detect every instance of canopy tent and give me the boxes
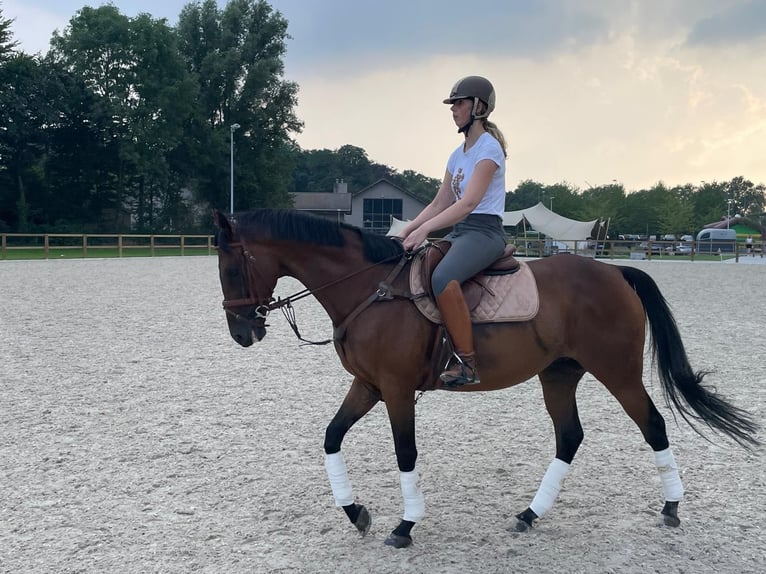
[502,202,599,240]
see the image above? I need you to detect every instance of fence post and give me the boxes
[83,234,88,258]
[1,234,5,259]
[44,235,49,259]
[150,235,155,257]
[118,235,123,258]
[181,235,186,256]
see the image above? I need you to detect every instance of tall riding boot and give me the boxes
[436,280,478,386]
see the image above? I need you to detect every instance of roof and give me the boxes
[290,192,352,212]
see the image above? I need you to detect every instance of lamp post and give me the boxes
[229,123,241,214]
[726,198,732,228]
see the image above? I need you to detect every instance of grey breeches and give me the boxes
[432,214,506,297]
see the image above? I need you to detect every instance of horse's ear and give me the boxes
[213,209,233,240]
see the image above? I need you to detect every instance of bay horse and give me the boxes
[213,209,759,548]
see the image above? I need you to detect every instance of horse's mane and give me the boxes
[234,209,404,263]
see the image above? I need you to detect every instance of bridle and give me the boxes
[220,241,274,326]
[219,240,414,345]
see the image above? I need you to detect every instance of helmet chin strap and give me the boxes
[457,97,486,135]
[458,116,474,135]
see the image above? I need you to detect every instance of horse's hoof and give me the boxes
[513,517,532,532]
[661,501,680,527]
[384,533,412,548]
[513,509,536,532]
[354,505,371,537]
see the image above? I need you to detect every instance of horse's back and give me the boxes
[526,254,647,376]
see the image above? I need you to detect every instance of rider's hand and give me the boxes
[402,228,429,252]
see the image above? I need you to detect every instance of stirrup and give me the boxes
[440,359,480,387]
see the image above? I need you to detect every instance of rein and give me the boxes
[221,241,416,345]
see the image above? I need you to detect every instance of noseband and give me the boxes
[220,242,274,325]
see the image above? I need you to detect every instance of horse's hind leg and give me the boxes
[324,377,381,536]
[607,380,684,526]
[515,359,585,531]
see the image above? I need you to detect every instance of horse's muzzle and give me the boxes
[228,315,268,347]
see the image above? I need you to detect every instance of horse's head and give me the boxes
[213,210,278,346]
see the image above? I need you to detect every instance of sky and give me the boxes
[4,0,766,192]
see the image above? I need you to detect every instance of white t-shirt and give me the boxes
[446,132,506,217]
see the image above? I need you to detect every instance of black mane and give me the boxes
[235,209,404,263]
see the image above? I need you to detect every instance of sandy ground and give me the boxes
[1,256,764,574]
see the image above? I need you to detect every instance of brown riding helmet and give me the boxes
[442,76,496,119]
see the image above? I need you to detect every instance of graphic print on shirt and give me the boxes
[451,168,465,201]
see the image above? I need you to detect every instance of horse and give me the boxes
[212,208,759,548]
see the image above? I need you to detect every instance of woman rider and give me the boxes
[399,75,508,387]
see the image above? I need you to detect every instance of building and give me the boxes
[290,178,428,234]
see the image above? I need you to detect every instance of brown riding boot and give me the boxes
[436,280,479,387]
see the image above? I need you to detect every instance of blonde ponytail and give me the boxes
[482,119,507,158]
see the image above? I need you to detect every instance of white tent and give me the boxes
[502,202,598,240]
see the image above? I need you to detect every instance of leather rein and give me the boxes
[220,241,414,345]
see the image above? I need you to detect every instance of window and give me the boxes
[363,198,403,235]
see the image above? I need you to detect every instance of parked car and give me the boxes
[673,243,692,255]
[639,241,663,254]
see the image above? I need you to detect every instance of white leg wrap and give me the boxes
[325,452,354,507]
[654,447,684,501]
[529,458,571,518]
[400,468,425,523]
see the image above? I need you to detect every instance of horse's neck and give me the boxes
[280,246,379,324]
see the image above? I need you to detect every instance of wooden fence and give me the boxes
[1,233,215,259]
[2,233,762,262]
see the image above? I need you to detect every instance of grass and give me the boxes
[1,246,213,260]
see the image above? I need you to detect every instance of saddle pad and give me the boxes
[410,259,540,324]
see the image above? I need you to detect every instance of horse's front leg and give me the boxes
[382,389,423,549]
[324,377,380,537]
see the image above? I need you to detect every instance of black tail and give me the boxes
[620,266,760,449]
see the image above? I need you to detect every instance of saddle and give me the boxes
[411,241,539,324]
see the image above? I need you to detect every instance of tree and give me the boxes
[0,54,49,230]
[0,3,18,63]
[726,176,765,217]
[49,5,199,230]
[392,170,441,203]
[176,0,302,212]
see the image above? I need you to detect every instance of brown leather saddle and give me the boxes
[420,240,520,311]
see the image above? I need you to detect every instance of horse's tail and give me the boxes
[620,266,760,449]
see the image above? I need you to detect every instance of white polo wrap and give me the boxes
[654,447,684,501]
[529,458,571,518]
[400,468,426,522]
[325,451,354,507]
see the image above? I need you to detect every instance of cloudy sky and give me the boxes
[5,0,766,192]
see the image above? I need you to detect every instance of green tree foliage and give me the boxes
[504,177,765,239]
[176,0,302,211]
[0,3,18,62]
[0,0,304,231]
[49,6,199,230]
[288,145,441,202]
[0,54,70,231]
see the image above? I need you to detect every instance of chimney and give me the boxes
[334,178,348,194]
